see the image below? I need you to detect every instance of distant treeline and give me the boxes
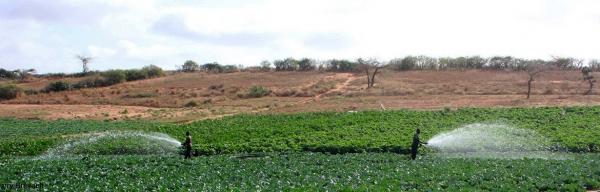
[175,56,600,73]
[252,56,600,72]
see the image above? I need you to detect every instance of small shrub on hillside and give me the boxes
[122,92,158,98]
[274,89,298,97]
[44,81,71,92]
[243,86,271,98]
[125,69,148,81]
[101,70,127,86]
[208,84,224,90]
[0,84,21,100]
[72,77,105,89]
[184,100,199,107]
[24,89,39,95]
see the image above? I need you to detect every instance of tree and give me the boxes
[260,60,272,71]
[273,58,299,71]
[0,68,17,79]
[181,60,199,72]
[326,59,357,71]
[589,59,600,72]
[13,69,36,81]
[550,56,583,70]
[525,63,548,99]
[298,58,315,71]
[282,57,299,71]
[76,55,93,73]
[201,62,223,73]
[358,58,385,88]
[582,67,596,95]
[273,59,285,71]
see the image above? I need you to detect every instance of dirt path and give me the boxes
[298,73,356,104]
[315,73,357,100]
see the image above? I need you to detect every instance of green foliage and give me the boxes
[298,58,315,71]
[124,69,148,81]
[70,65,164,90]
[200,62,223,73]
[0,84,21,100]
[2,107,600,156]
[43,81,71,92]
[1,153,599,191]
[0,68,17,79]
[326,59,358,71]
[101,70,127,86]
[273,58,299,71]
[242,85,270,98]
[72,76,105,89]
[142,65,165,78]
[181,60,199,72]
[2,107,600,191]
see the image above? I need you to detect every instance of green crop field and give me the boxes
[1,106,600,191]
[2,106,600,156]
[2,153,600,191]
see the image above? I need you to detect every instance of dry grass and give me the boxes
[2,70,600,121]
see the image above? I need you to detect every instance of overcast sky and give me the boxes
[1,0,599,73]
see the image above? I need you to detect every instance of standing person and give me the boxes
[183,131,192,159]
[411,128,427,160]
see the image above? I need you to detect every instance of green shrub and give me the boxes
[124,69,148,81]
[44,81,71,92]
[142,65,165,78]
[244,86,271,98]
[101,70,126,86]
[184,100,199,107]
[181,60,199,72]
[0,84,21,100]
[72,77,105,89]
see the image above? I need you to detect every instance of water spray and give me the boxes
[37,131,181,160]
[426,123,566,159]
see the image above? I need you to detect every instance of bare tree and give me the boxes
[13,68,36,81]
[525,63,548,99]
[76,55,93,73]
[358,58,385,88]
[582,67,596,95]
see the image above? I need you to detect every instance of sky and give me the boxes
[0,0,599,73]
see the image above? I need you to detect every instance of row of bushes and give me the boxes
[42,65,165,93]
[34,71,99,79]
[179,60,239,73]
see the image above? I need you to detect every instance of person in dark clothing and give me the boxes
[183,131,192,159]
[410,128,427,160]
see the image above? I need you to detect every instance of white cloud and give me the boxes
[0,0,599,73]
